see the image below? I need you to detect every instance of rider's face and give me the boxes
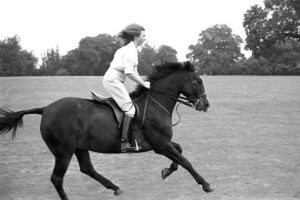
[135,31,146,47]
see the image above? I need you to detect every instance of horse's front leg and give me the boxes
[161,142,181,180]
[156,142,214,193]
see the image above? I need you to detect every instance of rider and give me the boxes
[103,23,150,153]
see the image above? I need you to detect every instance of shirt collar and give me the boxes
[128,41,137,50]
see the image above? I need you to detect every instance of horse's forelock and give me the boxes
[184,61,196,73]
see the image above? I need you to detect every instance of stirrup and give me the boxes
[121,140,141,153]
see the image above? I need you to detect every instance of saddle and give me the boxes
[90,91,124,128]
[90,91,142,151]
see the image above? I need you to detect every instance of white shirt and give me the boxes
[104,41,138,82]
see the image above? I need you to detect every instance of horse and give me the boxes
[0,61,212,200]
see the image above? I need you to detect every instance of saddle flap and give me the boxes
[90,90,124,127]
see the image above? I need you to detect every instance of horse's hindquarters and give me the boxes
[40,97,122,154]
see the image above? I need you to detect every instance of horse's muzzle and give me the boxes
[194,95,209,112]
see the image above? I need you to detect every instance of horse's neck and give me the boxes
[150,82,180,114]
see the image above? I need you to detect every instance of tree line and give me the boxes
[0,35,177,76]
[0,0,299,76]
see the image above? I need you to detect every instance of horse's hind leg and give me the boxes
[161,142,182,179]
[74,149,123,196]
[51,154,73,200]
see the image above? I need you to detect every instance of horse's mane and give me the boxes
[130,61,195,99]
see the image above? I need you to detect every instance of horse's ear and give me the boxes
[184,61,195,73]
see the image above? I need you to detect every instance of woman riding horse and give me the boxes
[103,23,150,153]
[0,61,213,200]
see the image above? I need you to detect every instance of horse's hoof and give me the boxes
[161,168,169,180]
[114,188,124,196]
[203,184,214,193]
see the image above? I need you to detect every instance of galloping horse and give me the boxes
[0,61,213,199]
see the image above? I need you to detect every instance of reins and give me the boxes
[149,89,195,108]
[150,88,207,109]
[133,88,206,128]
[136,91,182,128]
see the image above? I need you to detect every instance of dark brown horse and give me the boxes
[0,61,212,199]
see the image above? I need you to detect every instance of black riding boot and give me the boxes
[121,115,138,153]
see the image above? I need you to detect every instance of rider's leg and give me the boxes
[120,115,135,152]
[103,79,138,152]
[120,105,138,153]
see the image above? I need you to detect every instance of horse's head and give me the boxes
[180,62,210,112]
[132,61,209,112]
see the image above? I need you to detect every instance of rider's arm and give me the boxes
[123,49,150,88]
[126,72,150,88]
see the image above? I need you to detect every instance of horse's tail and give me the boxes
[0,107,44,138]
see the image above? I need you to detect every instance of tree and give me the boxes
[61,34,121,75]
[19,50,39,76]
[138,43,159,75]
[240,56,272,75]
[290,0,300,16]
[36,34,179,76]
[267,39,300,74]
[186,24,245,75]
[243,0,300,75]
[39,47,63,75]
[243,0,300,58]
[0,36,37,76]
[156,45,177,63]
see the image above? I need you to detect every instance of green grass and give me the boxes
[0,76,300,200]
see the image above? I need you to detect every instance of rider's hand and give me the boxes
[143,81,151,89]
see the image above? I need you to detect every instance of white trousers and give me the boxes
[103,78,135,117]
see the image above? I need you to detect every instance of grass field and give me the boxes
[0,76,300,200]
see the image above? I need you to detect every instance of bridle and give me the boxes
[149,88,206,109]
[150,77,206,108]
[134,78,207,127]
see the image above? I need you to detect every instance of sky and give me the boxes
[0,0,264,62]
